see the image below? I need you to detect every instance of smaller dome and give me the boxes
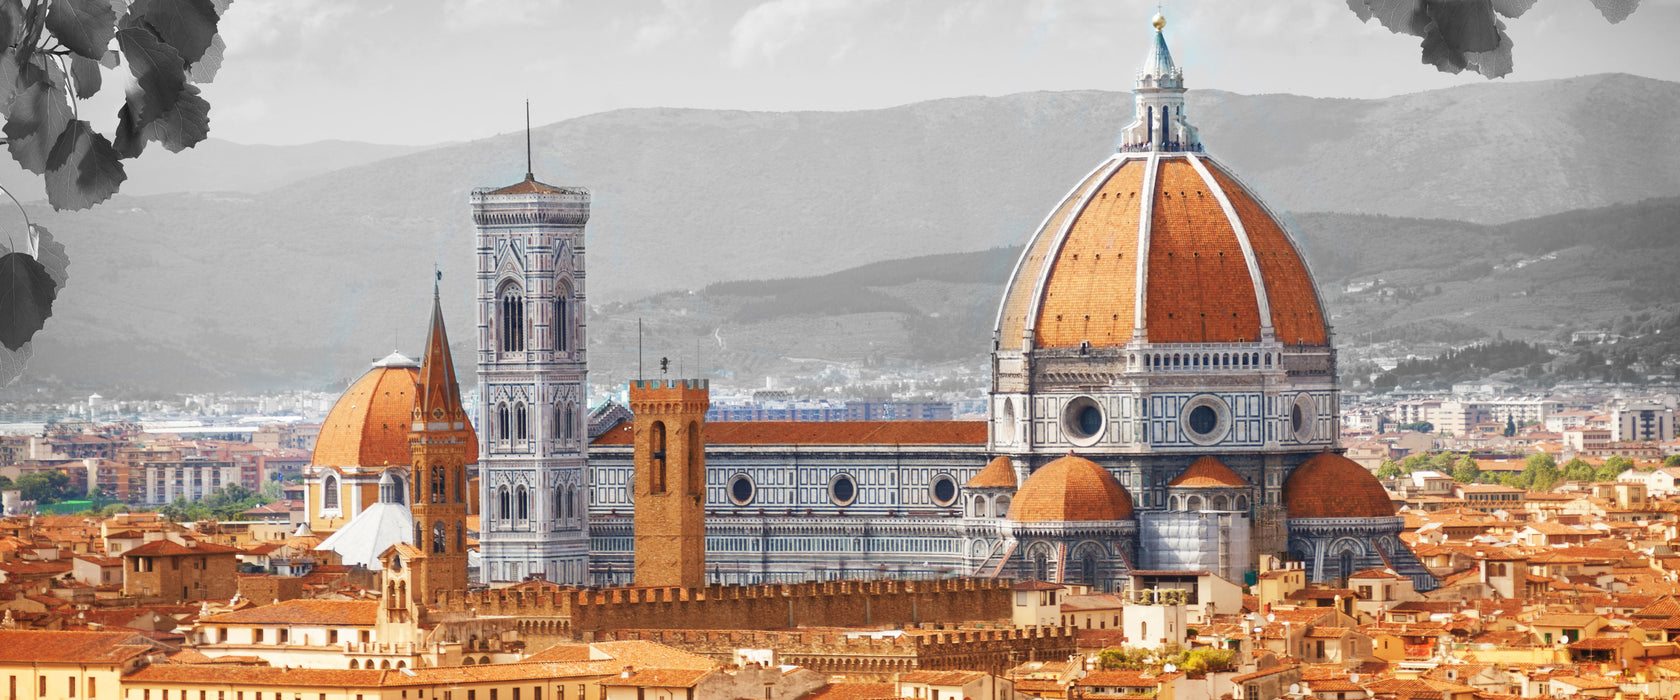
[968,456,1018,489]
[1284,453,1396,519]
[1007,453,1133,522]
[1169,456,1248,488]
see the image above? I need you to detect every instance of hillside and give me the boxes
[11,74,1680,394]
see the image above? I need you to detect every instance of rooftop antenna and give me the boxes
[524,99,533,180]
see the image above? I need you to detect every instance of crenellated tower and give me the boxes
[630,379,708,589]
[474,169,592,586]
[407,288,474,602]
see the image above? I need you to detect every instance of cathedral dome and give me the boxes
[1283,453,1395,519]
[993,18,1325,353]
[313,352,477,468]
[1007,453,1133,522]
[994,156,1326,351]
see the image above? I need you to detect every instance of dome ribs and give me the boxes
[1145,159,1261,344]
[1204,163,1328,346]
[1006,453,1133,522]
[996,160,1115,352]
[1284,453,1395,519]
[314,367,420,468]
[1033,159,1145,348]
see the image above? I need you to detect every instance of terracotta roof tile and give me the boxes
[967,456,1018,489]
[1144,159,1263,344]
[124,539,241,557]
[1034,159,1146,348]
[199,599,378,626]
[1169,456,1248,488]
[1205,162,1326,345]
[0,630,159,664]
[998,162,1116,351]
[591,420,984,446]
[1284,453,1395,519]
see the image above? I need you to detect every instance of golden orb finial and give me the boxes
[1151,12,1166,31]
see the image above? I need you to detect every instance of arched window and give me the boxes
[515,403,528,441]
[498,486,510,521]
[454,468,463,503]
[322,475,339,510]
[516,486,529,521]
[432,521,446,553]
[1187,495,1204,511]
[687,421,703,497]
[650,421,667,494]
[1339,551,1354,582]
[456,522,464,551]
[558,403,573,442]
[499,284,525,353]
[349,660,359,669]
[555,486,567,520]
[1082,554,1099,586]
[1236,494,1249,511]
[497,402,510,443]
[555,287,570,352]
[1033,549,1050,582]
[432,466,444,504]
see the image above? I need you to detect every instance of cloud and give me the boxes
[631,0,704,53]
[726,0,882,68]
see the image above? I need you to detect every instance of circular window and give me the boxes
[829,474,857,506]
[728,474,755,506]
[1291,393,1319,443]
[1179,395,1231,446]
[930,474,958,507]
[1188,406,1218,435]
[1062,396,1106,446]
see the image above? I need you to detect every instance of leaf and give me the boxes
[1588,0,1641,23]
[116,25,186,121]
[112,97,146,158]
[44,0,118,61]
[28,224,69,289]
[44,120,127,210]
[0,251,57,351]
[0,0,21,48]
[68,54,101,99]
[1490,0,1537,18]
[126,0,220,67]
[1424,0,1501,54]
[3,80,74,174]
[189,32,223,83]
[140,82,209,152]
[0,341,33,388]
[100,48,120,69]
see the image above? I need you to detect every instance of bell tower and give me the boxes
[408,287,473,602]
[473,151,593,585]
[630,379,708,589]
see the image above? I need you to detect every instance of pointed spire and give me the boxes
[1117,12,1200,153]
[525,100,534,181]
[415,277,467,431]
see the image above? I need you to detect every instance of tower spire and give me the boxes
[525,100,534,181]
[415,282,466,430]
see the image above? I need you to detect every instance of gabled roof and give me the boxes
[967,455,1017,489]
[0,630,160,664]
[1169,456,1248,488]
[123,540,241,557]
[199,600,379,627]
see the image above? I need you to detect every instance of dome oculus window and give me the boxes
[1179,395,1231,446]
[930,474,958,507]
[728,474,755,506]
[1290,393,1318,443]
[1062,396,1106,446]
[829,474,857,506]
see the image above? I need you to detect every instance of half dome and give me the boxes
[1169,456,1248,488]
[968,456,1018,489]
[995,156,1326,351]
[1007,453,1133,522]
[1283,453,1395,519]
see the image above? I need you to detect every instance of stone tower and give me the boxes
[474,171,592,586]
[408,290,473,602]
[631,379,708,588]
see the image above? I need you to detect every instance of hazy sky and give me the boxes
[187,0,1680,145]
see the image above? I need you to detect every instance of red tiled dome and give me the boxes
[967,456,1018,489]
[313,354,479,468]
[1283,453,1395,519]
[1169,456,1248,488]
[994,156,1327,351]
[1007,453,1133,522]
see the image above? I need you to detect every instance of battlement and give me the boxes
[432,578,1016,633]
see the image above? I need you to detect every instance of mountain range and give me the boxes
[12,73,1680,395]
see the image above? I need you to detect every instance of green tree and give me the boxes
[1401,453,1431,474]
[1560,458,1594,482]
[1664,454,1680,468]
[1400,421,1434,433]
[1524,452,1560,491]
[0,475,11,489]
[1504,415,1516,437]
[1098,647,1153,671]
[1452,454,1481,483]
[1376,459,1403,479]
[1429,452,1459,472]
[15,470,70,503]
[1596,456,1634,482]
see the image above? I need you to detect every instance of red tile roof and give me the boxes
[592,420,985,446]
[1008,453,1133,522]
[967,455,1018,488]
[1169,456,1248,488]
[1284,453,1395,519]
[0,630,159,664]
[123,539,241,557]
[199,600,378,626]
